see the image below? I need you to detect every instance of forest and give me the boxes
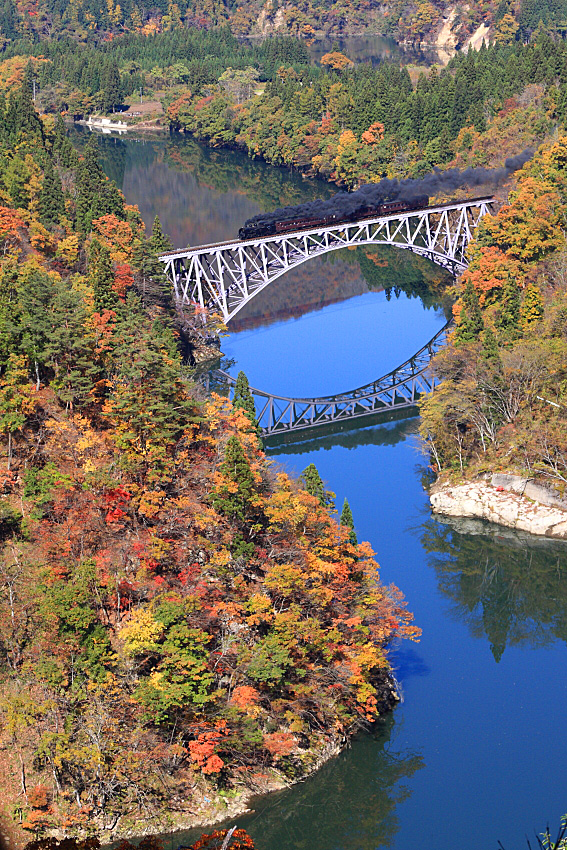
[0,77,420,844]
[1,30,566,191]
[1,4,567,842]
[419,135,567,490]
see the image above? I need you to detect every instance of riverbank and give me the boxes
[430,474,567,538]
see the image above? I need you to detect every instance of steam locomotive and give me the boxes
[238,195,430,241]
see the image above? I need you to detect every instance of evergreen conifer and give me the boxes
[300,463,334,508]
[480,326,501,368]
[495,276,521,339]
[340,498,357,545]
[150,215,173,254]
[39,160,65,227]
[232,370,262,442]
[89,239,118,312]
[211,435,257,522]
[455,281,484,345]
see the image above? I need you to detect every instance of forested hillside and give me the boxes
[419,136,567,487]
[0,81,419,844]
[1,32,566,194]
[0,0,534,48]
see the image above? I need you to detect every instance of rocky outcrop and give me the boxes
[430,474,567,538]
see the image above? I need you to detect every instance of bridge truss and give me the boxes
[204,322,451,438]
[161,196,494,324]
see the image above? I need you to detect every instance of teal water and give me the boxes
[98,132,567,850]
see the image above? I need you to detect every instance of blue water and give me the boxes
[222,291,443,398]
[223,292,567,850]
[101,133,567,850]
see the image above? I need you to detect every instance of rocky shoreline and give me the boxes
[22,675,399,849]
[430,473,567,538]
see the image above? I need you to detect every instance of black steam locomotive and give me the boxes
[238,195,430,241]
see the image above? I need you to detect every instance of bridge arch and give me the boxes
[161,196,494,325]
[205,321,451,438]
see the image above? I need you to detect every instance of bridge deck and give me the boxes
[160,195,495,261]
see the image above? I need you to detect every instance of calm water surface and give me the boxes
[99,133,567,850]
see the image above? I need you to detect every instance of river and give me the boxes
[97,132,567,850]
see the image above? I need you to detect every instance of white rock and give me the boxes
[430,479,567,538]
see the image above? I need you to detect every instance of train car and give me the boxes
[238,194,431,241]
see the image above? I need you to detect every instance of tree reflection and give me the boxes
[172,715,423,850]
[264,415,418,456]
[421,516,567,661]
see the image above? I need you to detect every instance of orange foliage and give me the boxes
[461,245,524,305]
[263,731,296,758]
[230,685,260,710]
[113,263,134,297]
[361,122,385,145]
[92,214,135,262]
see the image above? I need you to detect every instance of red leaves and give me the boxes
[189,829,256,850]
[188,725,228,775]
[104,486,131,525]
[263,731,296,758]
[113,263,134,298]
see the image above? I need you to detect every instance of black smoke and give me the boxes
[244,150,533,227]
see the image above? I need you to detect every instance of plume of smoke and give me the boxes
[245,149,533,227]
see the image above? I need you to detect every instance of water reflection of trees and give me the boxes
[164,134,333,213]
[265,416,418,456]
[421,516,567,661]
[326,244,453,315]
[173,715,423,850]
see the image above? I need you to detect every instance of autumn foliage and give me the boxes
[0,86,419,842]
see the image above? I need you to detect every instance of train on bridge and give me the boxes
[238,194,430,240]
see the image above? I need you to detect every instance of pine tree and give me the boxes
[39,161,65,227]
[52,113,77,169]
[211,435,257,522]
[89,239,118,312]
[519,281,544,330]
[102,60,122,113]
[300,463,334,508]
[232,370,262,441]
[340,498,357,545]
[480,326,501,368]
[75,137,124,235]
[149,215,172,254]
[454,281,484,346]
[495,276,521,339]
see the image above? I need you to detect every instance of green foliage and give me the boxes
[340,498,357,545]
[245,632,293,685]
[299,462,334,508]
[495,276,521,340]
[455,281,484,346]
[211,434,258,522]
[0,500,22,539]
[39,160,65,227]
[89,239,119,312]
[149,215,172,254]
[75,137,124,235]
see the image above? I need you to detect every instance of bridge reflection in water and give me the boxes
[169,196,493,439]
[204,321,451,440]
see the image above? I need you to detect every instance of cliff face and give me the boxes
[431,475,567,539]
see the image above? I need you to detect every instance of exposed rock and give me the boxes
[430,477,567,539]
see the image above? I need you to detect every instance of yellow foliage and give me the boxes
[120,608,164,655]
[56,233,80,265]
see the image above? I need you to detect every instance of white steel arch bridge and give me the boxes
[161,195,494,438]
[160,195,494,325]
